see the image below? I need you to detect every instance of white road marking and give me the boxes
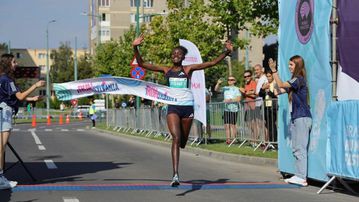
[45,129,53,132]
[30,130,42,145]
[63,197,80,202]
[76,129,85,132]
[61,129,69,131]
[12,128,20,131]
[44,160,57,169]
[38,145,46,150]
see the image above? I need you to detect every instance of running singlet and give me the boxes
[165,67,190,88]
[165,67,193,118]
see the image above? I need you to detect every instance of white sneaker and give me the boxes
[170,174,180,187]
[284,175,308,186]
[0,175,18,189]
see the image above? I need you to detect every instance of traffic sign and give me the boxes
[130,66,146,80]
[130,55,138,67]
[71,99,78,106]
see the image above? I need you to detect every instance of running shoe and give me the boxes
[0,175,17,189]
[284,175,308,186]
[170,174,180,187]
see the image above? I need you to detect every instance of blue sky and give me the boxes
[0,0,88,49]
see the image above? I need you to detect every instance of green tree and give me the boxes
[50,42,74,83]
[142,0,229,86]
[93,26,137,77]
[77,53,95,80]
[0,43,9,52]
[208,0,278,37]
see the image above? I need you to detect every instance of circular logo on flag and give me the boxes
[295,0,314,44]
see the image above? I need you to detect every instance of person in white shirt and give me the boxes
[254,64,268,144]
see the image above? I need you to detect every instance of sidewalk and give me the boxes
[96,127,278,168]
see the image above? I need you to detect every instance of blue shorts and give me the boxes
[167,105,194,119]
[0,102,14,132]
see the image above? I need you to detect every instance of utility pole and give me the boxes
[46,20,56,116]
[7,41,11,53]
[74,36,78,81]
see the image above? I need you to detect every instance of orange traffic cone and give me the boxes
[59,114,63,125]
[31,114,36,127]
[47,115,51,126]
[78,112,83,120]
[66,114,70,124]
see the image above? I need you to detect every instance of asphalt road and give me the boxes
[0,121,357,202]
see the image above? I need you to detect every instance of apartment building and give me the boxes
[87,0,167,54]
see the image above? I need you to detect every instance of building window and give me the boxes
[130,0,139,7]
[101,29,110,37]
[16,52,23,59]
[143,0,153,8]
[98,0,110,7]
[38,53,46,59]
[142,15,151,23]
[130,13,135,23]
[39,65,46,72]
[130,13,152,24]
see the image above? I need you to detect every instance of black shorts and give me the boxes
[223,111,238,124]
[167,105,194,119]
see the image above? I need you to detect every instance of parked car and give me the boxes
[74,105,90,117]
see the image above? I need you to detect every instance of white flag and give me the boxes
[179,39,207,126]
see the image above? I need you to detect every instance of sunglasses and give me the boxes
[244,75,251,78]
[228,79,236,81]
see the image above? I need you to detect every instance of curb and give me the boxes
[96,128,278,168]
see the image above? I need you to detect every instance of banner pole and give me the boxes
[331,0,338,101]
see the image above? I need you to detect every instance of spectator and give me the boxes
[215,76,241,145]
[259,70,279,143]
[239,70,257,146]
[60,102,65,111]
[114,99,120,109]
[128,95,135,109]
[269,56,312,186]
[0,53,45,190]
[254,64,268,144]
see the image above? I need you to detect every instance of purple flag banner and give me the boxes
[338,0,359,82]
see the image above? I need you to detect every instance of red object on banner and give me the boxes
[130,66,146,80]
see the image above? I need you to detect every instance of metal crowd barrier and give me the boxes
[106,98,278,152]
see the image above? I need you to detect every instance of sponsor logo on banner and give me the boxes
[295,0,314,44]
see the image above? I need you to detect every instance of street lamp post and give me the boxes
[81,12,101,53]
[46,19,56,116]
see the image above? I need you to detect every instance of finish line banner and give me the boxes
[54,77,194,106]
